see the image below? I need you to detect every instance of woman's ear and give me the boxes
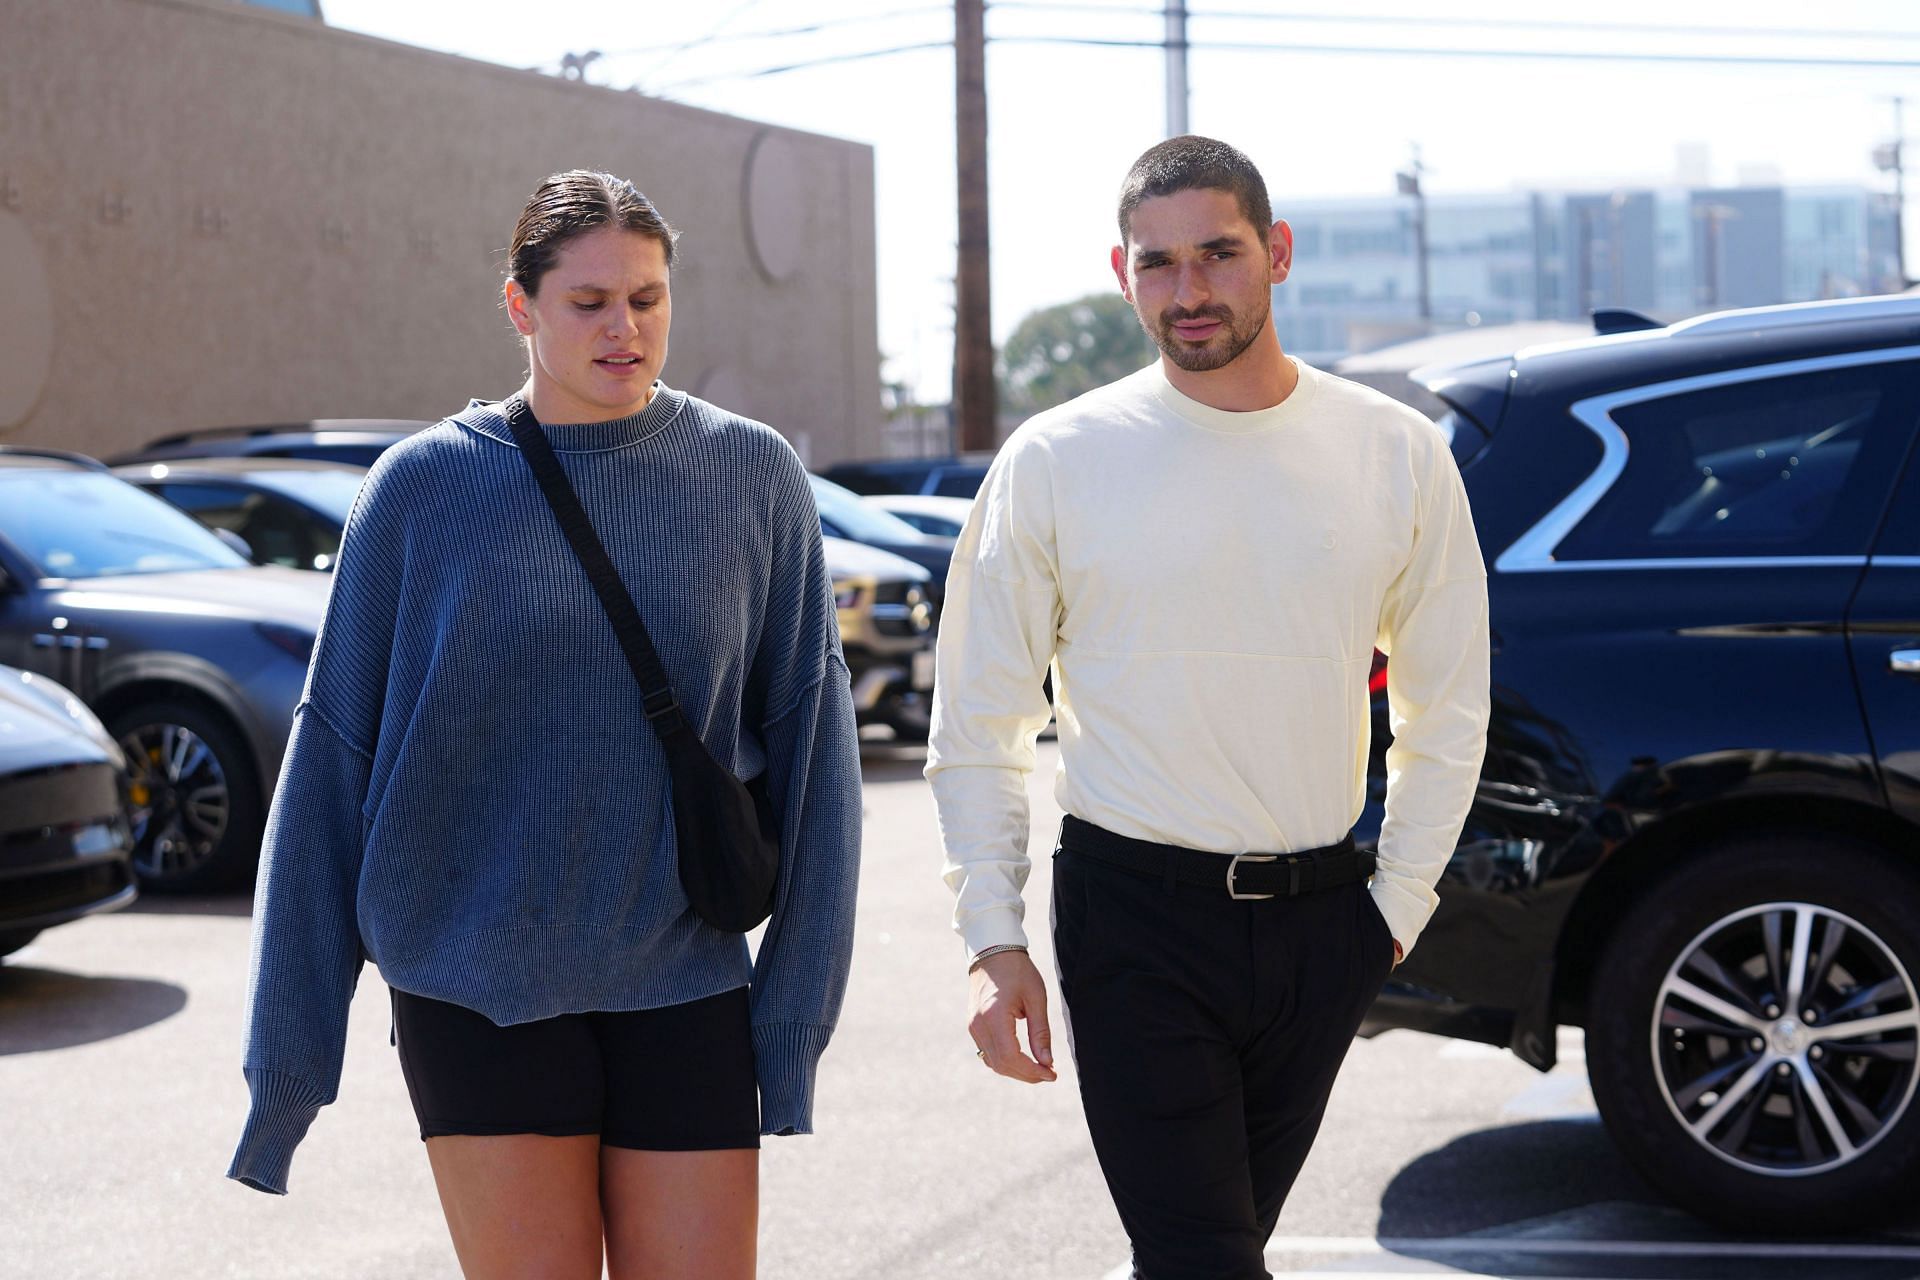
[504,279,535,337]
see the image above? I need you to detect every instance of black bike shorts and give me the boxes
[389,984,760,1151]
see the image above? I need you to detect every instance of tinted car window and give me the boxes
[248,467,366,523]
[931,467,989,498]
[0,472,246,577]
[1557,361,1919,561]
[808,475,928,544]
[156,482,328,570]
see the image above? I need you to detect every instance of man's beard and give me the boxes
[1144,298,1268,372]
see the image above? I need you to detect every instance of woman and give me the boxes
[227,171,862,1280]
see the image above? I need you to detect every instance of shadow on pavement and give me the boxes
[0,965,188,1054]
[124,892,253,918]
[1369,1118,1920,1277]
[1375,1118,1658,1239]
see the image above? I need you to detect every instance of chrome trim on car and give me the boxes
[1869,557,1920,568]
[1496,345,1920,574]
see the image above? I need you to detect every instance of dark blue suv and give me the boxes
[1355,295,1920,1230]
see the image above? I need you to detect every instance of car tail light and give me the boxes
[1368,649,1388,697]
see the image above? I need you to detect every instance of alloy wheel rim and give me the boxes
[119,722,230,881]
[1651,901,1919,1177]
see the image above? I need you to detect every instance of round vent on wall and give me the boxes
[0,213,53,433]
[743,128,806,285]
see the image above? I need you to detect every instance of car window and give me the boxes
[0,472,247,577]
[247,467,366,524]
[1556,360,1920,561]
[808,475,927,544]
[157,482,333,571]
[931,467,988,498]
[1869,442,1920,557]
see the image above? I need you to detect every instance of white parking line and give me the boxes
[1101,1235,1920,1279]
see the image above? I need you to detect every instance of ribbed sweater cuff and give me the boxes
[227,1068,329,1195]
[754,1022,833,1137]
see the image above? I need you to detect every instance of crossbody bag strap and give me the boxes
[502,396,690,740]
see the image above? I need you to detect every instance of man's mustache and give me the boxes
[1159,304,1234,326]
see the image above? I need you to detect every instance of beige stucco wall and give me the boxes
[0,0,882,464]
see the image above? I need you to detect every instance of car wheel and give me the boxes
[1587,834,1920,1231]
[107,699,263,893]
[0,928,41,958]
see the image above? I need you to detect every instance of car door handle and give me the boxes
[1893,648,1920,675]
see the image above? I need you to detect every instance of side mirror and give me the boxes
[213,527,256,562]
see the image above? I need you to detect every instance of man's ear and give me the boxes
[1268,219,1293,286]
[1110,244,1134,304]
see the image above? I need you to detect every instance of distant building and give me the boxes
[1276,184,1903,364]
[1,0,883,463]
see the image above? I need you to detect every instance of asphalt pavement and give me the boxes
[5,736,1920,1279]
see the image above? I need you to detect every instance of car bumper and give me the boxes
[0,761,138,933]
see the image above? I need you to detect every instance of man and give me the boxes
[926,136,1490,1279]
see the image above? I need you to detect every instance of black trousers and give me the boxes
[1051,818,1398,1280]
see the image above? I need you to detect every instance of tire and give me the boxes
[0,928,41,958]
[1587,834,1920,1232]
[106,698,264,893]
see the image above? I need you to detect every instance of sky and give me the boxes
[322,1,1920,401]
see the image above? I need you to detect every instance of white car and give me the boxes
[862,493,973,540]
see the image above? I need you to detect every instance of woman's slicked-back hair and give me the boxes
[508,170,679,296]
[1117,135,1272,247]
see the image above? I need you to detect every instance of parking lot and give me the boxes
[4,737,1918,1280]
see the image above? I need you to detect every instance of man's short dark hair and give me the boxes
[1117,135,1272,247]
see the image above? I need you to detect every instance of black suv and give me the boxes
[1355,295,1920,1230]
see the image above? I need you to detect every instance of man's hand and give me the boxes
[967,950,1057,1083]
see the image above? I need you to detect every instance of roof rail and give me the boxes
[0,445,109,471]
[1671,293,1920,338]
[141,424,295,448]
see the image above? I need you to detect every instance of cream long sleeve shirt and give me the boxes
[926,356,1490,960]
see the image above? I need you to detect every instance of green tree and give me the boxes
[998,293,1155,416]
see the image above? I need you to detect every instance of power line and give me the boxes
[650,41,953,92]
[989,34,1920,71]
[597,6,950,60]
[629,0,772,87]
[989,3,1920,46]
[643,21,1920,95]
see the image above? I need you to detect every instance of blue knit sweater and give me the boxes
[227,387,862,1194]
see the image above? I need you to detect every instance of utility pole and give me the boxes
[953,0,996,452]
[1164,0,1189,138]
[1396,145,1430,327]
[1874,96,1907,287]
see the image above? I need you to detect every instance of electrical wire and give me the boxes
[988,2,1920,46]
[990,33,1920,71]
[650,40,954,92]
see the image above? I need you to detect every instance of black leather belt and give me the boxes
[1059,813,1374,900]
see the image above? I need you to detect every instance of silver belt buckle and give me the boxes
[1227,853,1277,900]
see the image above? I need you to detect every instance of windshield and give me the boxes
[0,471,248,578]
[247,466,369,522]
[808,475,927,544]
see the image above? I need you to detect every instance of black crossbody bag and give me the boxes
[505,397,780,933]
